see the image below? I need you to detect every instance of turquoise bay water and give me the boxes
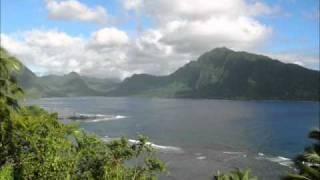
[27,97,319,179]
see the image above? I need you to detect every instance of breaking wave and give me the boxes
[222,151,293,168]
[223,151,246,155]
[68,113,127,122]
[223,151,247,158]
[103,136,183,153]
[256,152,293,168]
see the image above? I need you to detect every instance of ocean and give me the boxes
[26,97,319,179]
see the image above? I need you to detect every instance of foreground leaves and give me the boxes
[0,105,165,180]
[214,169,258,180]
[0,47,165,180]
[283,129,320,180]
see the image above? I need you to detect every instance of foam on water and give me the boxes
[78,113,106,118]
[223,151,246,155]
[196,156,207,160]
[88,116,127,122]
[103,136,183,153]
[71,113,127,122]
[223,151,247,158]
[256,152,293,168]
[222,151,293,167]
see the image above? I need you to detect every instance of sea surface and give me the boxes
[26,97,319,180]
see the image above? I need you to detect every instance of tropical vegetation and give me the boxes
[214,169,257,180]
[0,48,165,179]
[282,129,320,180]
[1,47,319,179]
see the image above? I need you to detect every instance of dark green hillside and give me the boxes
[110,48,319,100]
[108,74,170,96]
[3,47,318,100]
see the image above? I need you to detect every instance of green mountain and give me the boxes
[24,72,119,97]
[109,48,319,101]
[0,47,119,97]
[35,73,100,97]
[3,47,319,100]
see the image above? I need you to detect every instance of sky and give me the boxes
[1,0,319,79]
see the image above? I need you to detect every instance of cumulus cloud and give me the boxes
[159,16,271,55]
[125,30,191,75]
[46,0,109,24]
[122,0,275,56]
[119,0,274,71]
[88,27,129,49]
[1,0,317,79]
[123,0,143,11]
[123,0,280,21]
[0,28,189,79]
[1,29,130,79]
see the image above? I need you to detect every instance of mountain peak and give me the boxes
[110,48,319,100]
[67,71,80,77]
[210,47,234,53]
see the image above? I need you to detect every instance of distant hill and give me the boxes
[19,70,119,97]
[108,48,319,101]
[0,47,120,97]
[2,47,319,100]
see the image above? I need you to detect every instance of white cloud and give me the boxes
[123,0,143,11]
[1,0,317,79]
[1,28,317,81]
[160,16,271,55]
[46,0,108,24]
[1,29,131,79]
[123,0,280,21]
[125,30,190,75]
[0,28,191,79]
[25,30,83,48]
[88,27,129,49]
[120,0,274,69]
[266,52,319,70]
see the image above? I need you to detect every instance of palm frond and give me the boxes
[308,129,320,141]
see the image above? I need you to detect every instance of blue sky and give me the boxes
[1,0,319,78]
[259,0,319,53]
[1,0,145,36]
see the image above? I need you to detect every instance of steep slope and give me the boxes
[81,76,119,92]
[1,48,43,97]
[36,72,99,97]
[110,48,319,100]
[37,72,119,97]
[14,66,49,97]
[15,66,37,89]
[9,62,117,97]
[2,47,118,97]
